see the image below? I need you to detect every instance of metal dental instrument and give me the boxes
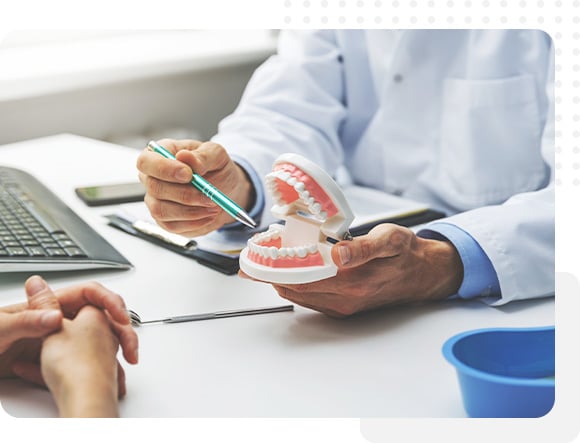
[128,304,294,326]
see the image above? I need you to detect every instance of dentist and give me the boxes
[137,30,554,316]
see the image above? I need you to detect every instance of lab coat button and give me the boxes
[393,74,403,83]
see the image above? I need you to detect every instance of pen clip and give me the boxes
[342,231,353,241]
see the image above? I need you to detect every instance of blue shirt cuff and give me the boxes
[218,155,265,232]
[417,222,501,300]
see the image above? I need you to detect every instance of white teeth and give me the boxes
[267,168,328,221]
[265,176,277,190]
[249,226,282,245]
[248,239,319,260]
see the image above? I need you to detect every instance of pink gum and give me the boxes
[247,250,324,268]
[273,163,338,218]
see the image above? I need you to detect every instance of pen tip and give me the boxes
[238,211,257,229]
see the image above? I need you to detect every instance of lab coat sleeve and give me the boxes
[211,30,347,228]
[417,222,501,300]
[425,44,555,306]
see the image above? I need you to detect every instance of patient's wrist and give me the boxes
[53,367,118,418]
[57,376,118,418]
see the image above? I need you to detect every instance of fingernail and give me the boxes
[27,276,47,295]
[175,168,191,182]
[40,310,61,328]
[338,245,351,265]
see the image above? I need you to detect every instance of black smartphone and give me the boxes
[75,182,146,207]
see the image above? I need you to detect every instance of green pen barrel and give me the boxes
[190,174,243,219]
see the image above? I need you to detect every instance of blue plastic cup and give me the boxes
[442,326,555,418]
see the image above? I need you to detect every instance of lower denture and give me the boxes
[247,235,325,268]
[247,249,324,268]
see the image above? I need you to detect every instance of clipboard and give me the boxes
[104,214,240,275]
[348,208,446,237]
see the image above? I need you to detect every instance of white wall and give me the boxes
[0,30,276,148]
[0,62,261,147]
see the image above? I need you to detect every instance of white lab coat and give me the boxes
[213,30,555,305]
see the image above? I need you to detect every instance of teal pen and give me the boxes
[147,140,257,229]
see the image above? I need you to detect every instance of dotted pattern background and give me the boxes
[281,0,578,189]
[280,0,578,280]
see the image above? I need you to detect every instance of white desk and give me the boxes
[0,134,554,418]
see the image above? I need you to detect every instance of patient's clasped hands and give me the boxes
[0,275,138,417]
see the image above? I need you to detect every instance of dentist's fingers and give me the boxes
[332,224,413,269]
[136,139,203,184]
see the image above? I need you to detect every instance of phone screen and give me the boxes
[75,182,146,206]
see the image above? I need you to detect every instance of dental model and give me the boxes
[239,153,354,284]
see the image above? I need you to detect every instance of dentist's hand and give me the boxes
[136,139,255,237]
[241,224,463,317]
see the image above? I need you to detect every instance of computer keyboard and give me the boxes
[0,166,132,272]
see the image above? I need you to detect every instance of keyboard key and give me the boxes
[20,239,40,246]
[26,246,46,256]
[52,233,70,240]
[2,240,21,247]
[57,239,78,248]
[45,248,67,257]
[40,241,59,249]
[64,247,87,257]
[6,247,28,256]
